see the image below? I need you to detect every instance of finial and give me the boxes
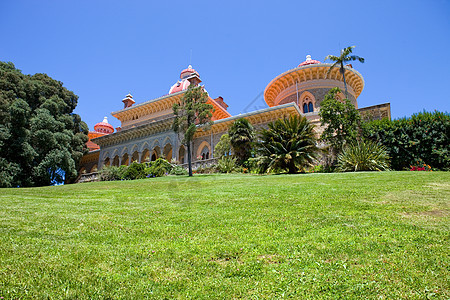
[103,116,108,123]
[188,64,192,69]
[306,55,311,61]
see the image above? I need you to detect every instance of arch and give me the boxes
[131,151,139,163]
[151,146,161,161]
[91,164,98,173]
[80,167,86,174]
[121,153,129,166]
[130,144,139,154]
[142,149,150,162]
[163,143,173,161]
[178,145,186,164]
[112,155,120,167]
[120,147,129,156]
[162,136,172,148]
[140,142,150,153]
[196,141,211,160]
[151,139,161,150]
[299,91,316,113]
[102,151,111,161]
[103,157,111,167]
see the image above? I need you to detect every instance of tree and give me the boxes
[255,115,319,174]
[214,133,232,158]
[172,85,213,176]
[228,118,254,164]
[324,46,364,99]
[319,87,361,157]
[0,61,88,187]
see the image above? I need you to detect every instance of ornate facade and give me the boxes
[78,56,390,179]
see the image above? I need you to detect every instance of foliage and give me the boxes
[255,115,319,174]
[324,46,365,98]
[170,165,188,176]
[1,172,449,298]
[217,156,238,173]
[214,133,232,158]
[362,110,450,170]
[0,61,88,187]
[336,139,390,172]
[99,165,127,181]
[173,85,213,176]
[319,87,361,156]
[145,158,173,177]
[194,165,218,174]
[228,118,254,164]
[122,161,147,180]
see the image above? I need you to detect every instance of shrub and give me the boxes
[255,115,319,174]
[214,134,232,158]
[122,162,146,180]
[170,165,188,176]
[336,140,390,172]
[99,165,127,181]
[217,156,238,173]
[362,111,449,170]
[145,158,173,177]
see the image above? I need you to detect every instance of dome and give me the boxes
[180,65,199,79]
[169,79,191,94]
[94,117,114,134]
[298,55,321,67]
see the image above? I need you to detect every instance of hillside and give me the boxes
[1,172,449,299]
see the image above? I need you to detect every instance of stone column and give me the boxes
[138,152,143,163]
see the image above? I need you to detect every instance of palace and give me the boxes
[78,55,391,179]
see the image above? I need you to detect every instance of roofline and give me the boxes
[264,63,365,96]
[212,102,301,125]
[111,90,185,115]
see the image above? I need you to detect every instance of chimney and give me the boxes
[214,96,228,110]
[122,93,135,109]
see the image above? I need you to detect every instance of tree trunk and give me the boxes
[341,65,348,99]
[187,141,193,176]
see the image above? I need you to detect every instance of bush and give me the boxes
[99,165,127,181]
[336,140,390,172]
[122,162,146,180]
[195,165,218,174]
[145,158,173,177]
[170,165,188,176]
[217,156,238,173]
[362,111,449,170]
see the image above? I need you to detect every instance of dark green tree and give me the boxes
[319,87,361,156]
[255,115,319,174]
[0,61,88,187]
[228,118,254,164]
[172,85,213,176]
[324,46,364,99]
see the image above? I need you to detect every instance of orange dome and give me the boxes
[94,117,114,134]
[298,55,321,67]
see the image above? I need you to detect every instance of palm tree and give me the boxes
[324,46,364,99]
[255,115,319,174]
[229,118,254,164]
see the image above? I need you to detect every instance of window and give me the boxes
[303,103,308,113]
[308,102,313,112]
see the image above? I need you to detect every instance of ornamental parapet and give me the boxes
[264,63,365,107]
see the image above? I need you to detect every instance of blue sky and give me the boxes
[1,0,449,130]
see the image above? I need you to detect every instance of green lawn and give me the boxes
[0,172,449,299]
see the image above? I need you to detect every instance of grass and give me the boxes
[0,172,449,299]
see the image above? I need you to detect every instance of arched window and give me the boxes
[303,103,308,113]
[308,102,313,113]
